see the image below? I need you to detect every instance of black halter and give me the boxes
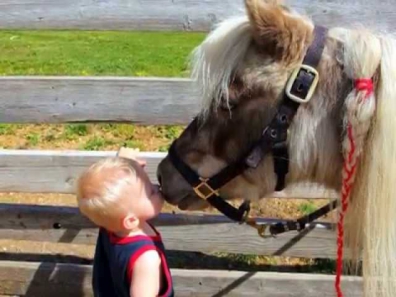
[167,26,336,237]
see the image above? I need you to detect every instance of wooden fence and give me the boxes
[1,0,391,295]
[0,0,394,32]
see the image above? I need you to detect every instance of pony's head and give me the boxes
[157,0,396,296]
[157,0,349,210]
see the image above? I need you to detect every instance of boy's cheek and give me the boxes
[155,194,165,209]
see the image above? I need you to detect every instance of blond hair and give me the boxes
[76,157,139,231]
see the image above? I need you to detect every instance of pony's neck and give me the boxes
[287,96,344,191]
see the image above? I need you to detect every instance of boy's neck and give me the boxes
[113,221,157,238]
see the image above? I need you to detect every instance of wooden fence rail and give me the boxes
[0,77,199,125]
[0,0,394,33]
[0,149,339,198]
[0,261,363,297]
[0,203,340,259]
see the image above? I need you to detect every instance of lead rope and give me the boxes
[335,78,375,296]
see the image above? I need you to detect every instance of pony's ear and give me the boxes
[244,0,313,61]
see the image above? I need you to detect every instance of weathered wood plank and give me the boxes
[0,203,341,259]
[0,77,199,125]
[0,150,162,193]
[0,261,363,297]
[0,0,394,33]
[0,149,339,199]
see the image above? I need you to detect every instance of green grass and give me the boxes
[298,201,317,215]
[81,136,115,151]
[0,30,201,150]
[121,139,145,150]
[26,133,40,146]
[154,126,184,140]
[0,124,16,135]
[64,124,89,140]
[0,30,205,77]
[101,124,135,138]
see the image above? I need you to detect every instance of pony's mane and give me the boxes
[189,15,252,119]
[343,30,396,296]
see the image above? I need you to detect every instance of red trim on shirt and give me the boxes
[157,249,173,297]
[127,245,157,284]
[108,223,162,245]
[147,222,162,238]
[127,246,173,297]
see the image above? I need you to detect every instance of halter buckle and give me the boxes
[285,64,319,104]
[193,178,219,200]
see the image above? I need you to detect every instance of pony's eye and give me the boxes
[219,100,238,111]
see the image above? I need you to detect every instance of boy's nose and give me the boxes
[157,170,162,186]
[152,184,161,194]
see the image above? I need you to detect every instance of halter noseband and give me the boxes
[167,26,333,238]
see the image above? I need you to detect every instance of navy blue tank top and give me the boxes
[92,225,174,297]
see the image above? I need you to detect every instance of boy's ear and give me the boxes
[122,214,139,231]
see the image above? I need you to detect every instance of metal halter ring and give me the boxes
[256,224,277,239]
[244,219,276,239]
[236,201,251,225]
[240,209,250,224]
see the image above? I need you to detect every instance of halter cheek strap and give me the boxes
[246,25,328,191]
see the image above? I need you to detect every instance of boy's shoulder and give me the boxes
[130,248,162,277]
[94,227,163,281]
[97,225,165,262]
[93,227,174,297]
[129,249,163,297]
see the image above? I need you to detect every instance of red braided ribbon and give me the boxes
[335,124,356,297]
[335,78,374,296]
[355,78,374,98]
